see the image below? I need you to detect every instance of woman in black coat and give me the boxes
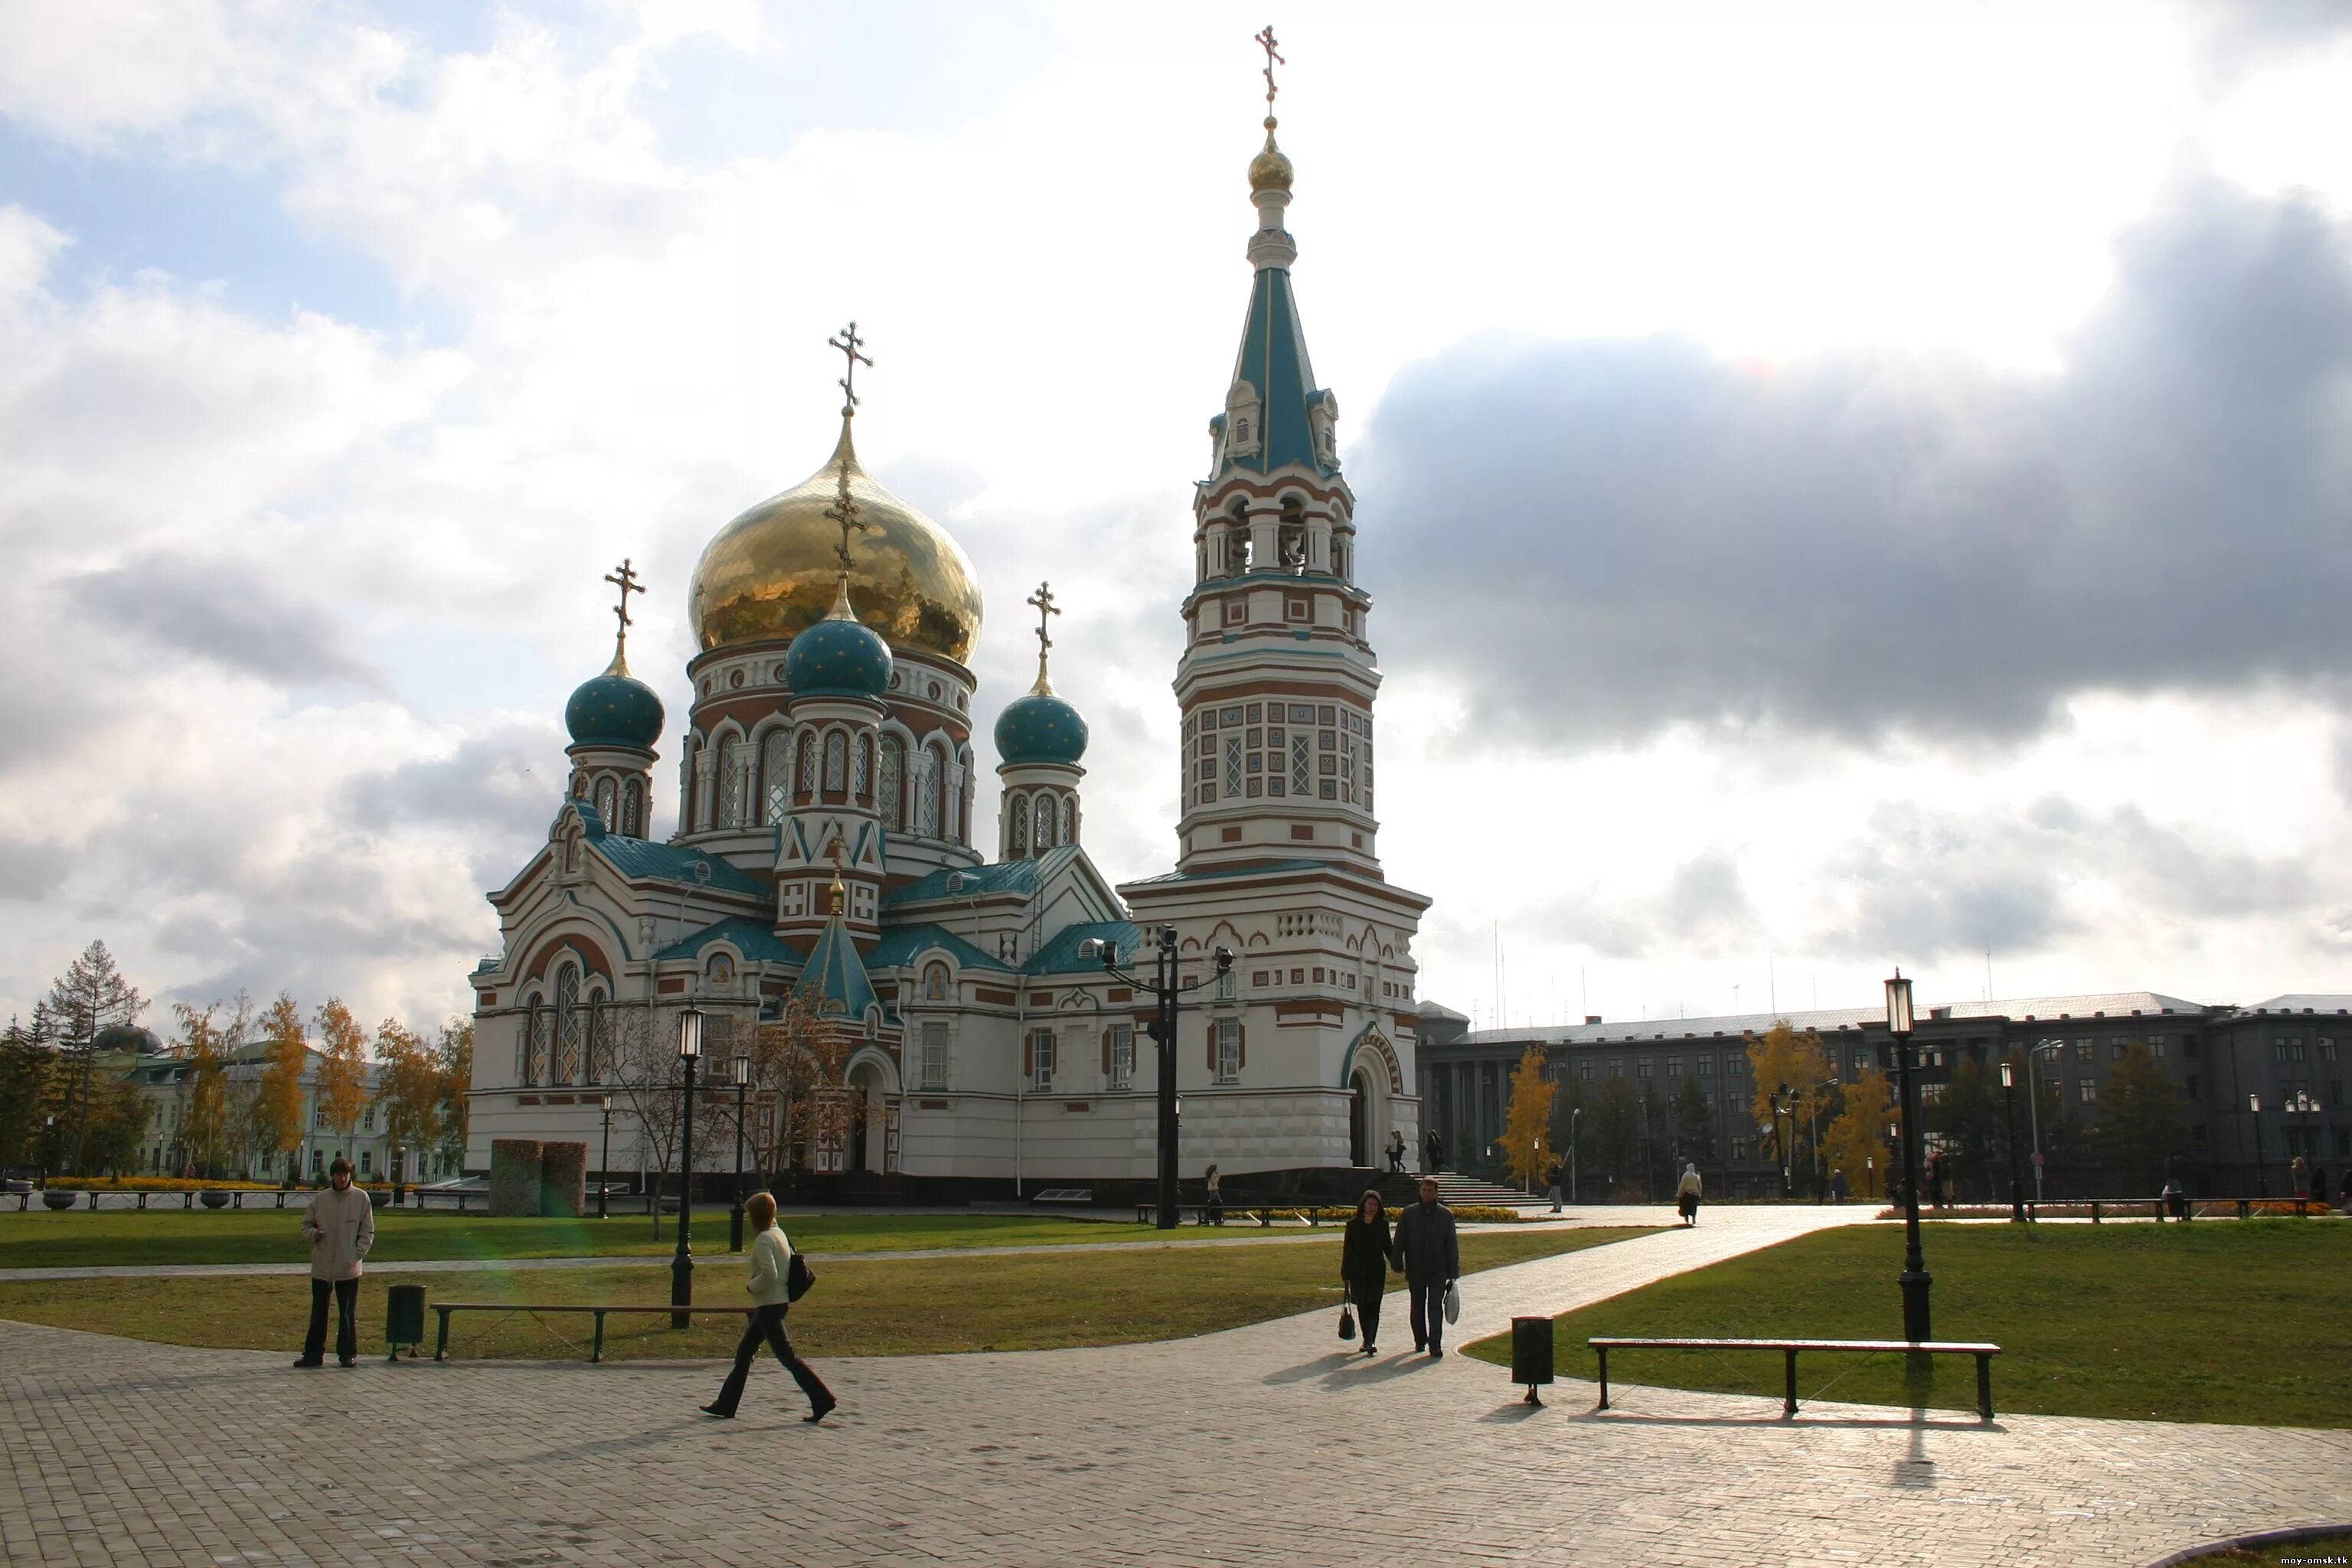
[1340,1189,1396,1357]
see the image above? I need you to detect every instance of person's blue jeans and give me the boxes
[709,1304,831,1416]
[303,1277,359,1364]
[1406,1276,1449,1353]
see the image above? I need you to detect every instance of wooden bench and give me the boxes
[1589,1336,2004,1420]
[432,1302,755,1364]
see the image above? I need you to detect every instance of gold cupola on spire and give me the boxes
[689,322,983,665]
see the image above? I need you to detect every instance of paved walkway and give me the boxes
[5,1204,2346,1566]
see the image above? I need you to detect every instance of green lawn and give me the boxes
[0,1206,1369,1269]
[1463,1220,2352,1428]
[2175,1534,2352,1567]
[0,1227,1655,1359]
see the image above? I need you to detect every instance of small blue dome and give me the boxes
[566,668,665,749]
[995,690,1089,766]
[786,614,892,699]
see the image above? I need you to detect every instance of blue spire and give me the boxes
[794,874,878,1022]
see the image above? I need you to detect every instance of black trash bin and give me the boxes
[386,1284,426,1362]
[1511,1315,1555,1406]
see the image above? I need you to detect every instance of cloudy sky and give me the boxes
[4,0,2350,1036]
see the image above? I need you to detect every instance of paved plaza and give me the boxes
[5,1206,2347,1566]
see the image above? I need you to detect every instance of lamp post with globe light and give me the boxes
[671,1008,702,1327]
[1886,971,1932,1343]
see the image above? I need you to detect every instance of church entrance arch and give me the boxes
[846,1060,892,1174]
[1349,1070,1369,1167]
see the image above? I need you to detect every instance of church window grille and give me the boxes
[878,737,903,830]
[1060,795,1074,844]
[763,732,792,825]
[717,738,746,827]
[1215,1019,1241,1084]
[524,1002,550,1086]
[1009,795,1028,854]
[1109,1024,1134,1089]
[1290,737,1310,795]
[1223,737,1243,796]
[594,777,616,829]
[949,755,967,841]
[1034,795,1054,851]
[583,995,606,1082]
[1030,1029,1057,1091]
[796,731,818,802]
[554,965,582,1084]
[915,750,940,838]
[854,733,871,799]
[622,778,643,838]
[920,1023,950,1091]
[825,732,846,793]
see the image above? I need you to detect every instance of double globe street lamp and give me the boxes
[1083,926,1233,1230]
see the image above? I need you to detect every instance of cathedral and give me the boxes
[464,57,1431,1193]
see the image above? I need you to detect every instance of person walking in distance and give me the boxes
[1392,1176,1459,1358]
[1544,1158,1564,1214]
[295,1157,374,1368]
[1204,1165,1224,1227]
[1674,1161,1703,1227]
[1828,1168,1847,1205]
[1424,1129,1444,1176]
[703,1191,835,1423]
[1387,1129,1407,1174]
[1340,1190,1396,1357]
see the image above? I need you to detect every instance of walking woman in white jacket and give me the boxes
[701,1192,835,1422]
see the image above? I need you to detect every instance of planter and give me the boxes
[368,1189,390,1209]
[41,1191,78,1210]
[200,1191,232,1209]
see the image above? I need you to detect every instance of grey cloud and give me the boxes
[0,835,71,902]
[346,727,553,835]
[1355,175,2352,753]
[64,550,384,691]
[1523,847,1766,962]
[2182,0,2352,96]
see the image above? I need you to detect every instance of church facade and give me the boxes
[462,71,1430,1193]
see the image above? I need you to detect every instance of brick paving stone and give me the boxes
[4,1205,2347,1566]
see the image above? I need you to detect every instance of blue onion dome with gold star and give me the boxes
[995,683,1088,766]
[566,648,665,750]
[786,575,893,699]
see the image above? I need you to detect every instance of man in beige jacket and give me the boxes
[296,1157,375,1367]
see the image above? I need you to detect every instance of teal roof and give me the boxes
[994,689,1088,766]
[796,907,880,1021]
[867,922,1012,972]
[654,918,803,965]
[565,662,665,749]
[884,848,1080,906]
[593,835,766,896]
[1219,265,1336,479]
[1022,920,1145,976]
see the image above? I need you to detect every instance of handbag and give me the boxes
[1443,1282,1461,1325]
[1338,1303,1356,1341]
[786,1249,815,1302]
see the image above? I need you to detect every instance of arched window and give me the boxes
[622,778,643,838]
[797,730,818,802]
[583,991,606,1082]
[878,736,903,831]
[1060,793,1076,845]
[825,731,846,793]
[679,740,697,832]
[924,963,950,1001]
[913,749,939,838]
[853,733,871,800]
[1034,794,1054,852]
[718,737,746,827]
[593,776,616,829]
[554,963,581,1084]
[944,750,963,841]
[1008,793,1027,855]
[762,730,792,825]
[525,1000,550,1086]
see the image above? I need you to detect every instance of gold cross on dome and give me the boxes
[602,557,643,656]
[1026,581,1060,656]
[828,320,872,415]
[1256,25,1283,113]
[825,478,874,575]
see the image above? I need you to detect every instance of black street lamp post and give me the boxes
[1771,1084,1793,1200]
[1091,927,1233,1230]
[1568,1106,1582,1207]
[671,1008,702,1328]
[1999,1060,2025,1223]
[1885,970,1932,1344]
[392,1143,405,1208]
[596,1094,613,1220]
[729,1054,750,1253]
[2248,1093,2268,1199]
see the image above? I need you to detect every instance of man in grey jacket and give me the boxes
[1391,1176,1460,1358]
[296,1158,375,1368]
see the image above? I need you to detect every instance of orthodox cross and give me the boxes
[828,320,872,415]
[1256,25,1283,116]
[602,557,643,659]
[1027,580,1060,658]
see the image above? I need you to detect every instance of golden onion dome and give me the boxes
[1249,119,1293,194]
[689,425,983,665]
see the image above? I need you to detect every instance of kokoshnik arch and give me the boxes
[465,41,1432,1193]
